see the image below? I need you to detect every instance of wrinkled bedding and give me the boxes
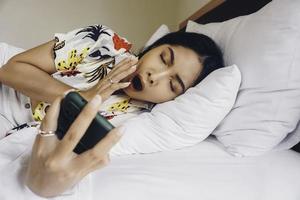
[1,127,300,200]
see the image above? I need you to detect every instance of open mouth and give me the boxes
[131,74,143,91]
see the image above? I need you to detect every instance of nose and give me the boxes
[147,70,170,86]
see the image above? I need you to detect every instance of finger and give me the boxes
[94,58,137,92]
[93,60,134,92]
[75,126,123,168]
[92,126,123,156]
[100,82,131,100]
[113,58,137,75]
[40,96,62,132]
[31,134,42,158]
[108,57,131,74]
[54,94,103,158]
[110,65,137,83]
[36,132,59,156]
[110,56,138,73]
[108,58,138,78]
[38,97,62,151]
[72,154,110,176]
[89,154,110,171]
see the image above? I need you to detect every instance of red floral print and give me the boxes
[113,33,132,51]
[60,70,81,77]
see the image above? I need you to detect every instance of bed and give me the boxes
[1,127,300,200]
[1,126,300,200]
[1,0,300,199]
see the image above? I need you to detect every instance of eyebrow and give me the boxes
[175,74,186,93]
[168,47,186,93]
[168,47,174,65]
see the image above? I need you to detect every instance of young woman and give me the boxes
[0,24,224,197]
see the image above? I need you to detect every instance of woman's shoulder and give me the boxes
[51,24,134,90]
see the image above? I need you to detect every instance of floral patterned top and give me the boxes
[32,24,153,125]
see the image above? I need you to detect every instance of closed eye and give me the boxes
[160,53,167,65]
[161,52,176,93]
[169,80,175,93]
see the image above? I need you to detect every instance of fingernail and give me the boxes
[132,54,138,59]
[130,56,138,62]
[131,65,137,70]
[90,94,102,107]
[122,82,131,87]
[63,88,76,97]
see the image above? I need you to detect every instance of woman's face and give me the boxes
[122,44,203,103]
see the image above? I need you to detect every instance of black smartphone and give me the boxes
[55,91,114,154]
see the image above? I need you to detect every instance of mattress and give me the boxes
[0,127,300,200]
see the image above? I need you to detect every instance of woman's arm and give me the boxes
[0,40,73,103]
[25,61,136,196]
[0,40,137,104]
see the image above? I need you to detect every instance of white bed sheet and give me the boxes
[0,127,300,200]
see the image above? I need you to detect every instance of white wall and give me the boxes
[0,0,209,53]
[176,0,211,25]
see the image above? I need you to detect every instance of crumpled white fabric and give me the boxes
[110,65,241,155]
[0,126,92,200]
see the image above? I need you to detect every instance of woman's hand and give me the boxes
[25,94,124,197]
[80,57,138,101]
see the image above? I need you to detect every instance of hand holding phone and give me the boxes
[26,95,123,197]
[56,92,114,154]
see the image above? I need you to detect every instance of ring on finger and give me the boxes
[38,129,56,137]
[108,77,116,84]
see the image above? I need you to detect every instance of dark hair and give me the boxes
[138,31,224,86]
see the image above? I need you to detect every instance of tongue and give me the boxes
[132,75,143,91]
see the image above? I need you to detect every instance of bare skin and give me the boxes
[0,39,203,197]
[26,94,123,198]
[0,40,136,110]
[25,57,138,197]
[0,41,203,107]
[123,44,203,103]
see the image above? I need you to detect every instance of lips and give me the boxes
[131,74,144,91]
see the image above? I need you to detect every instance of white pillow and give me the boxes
[110,65,241,155]
[0,42,24,66]
[143,24,170,49]
[186,0,300,156]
